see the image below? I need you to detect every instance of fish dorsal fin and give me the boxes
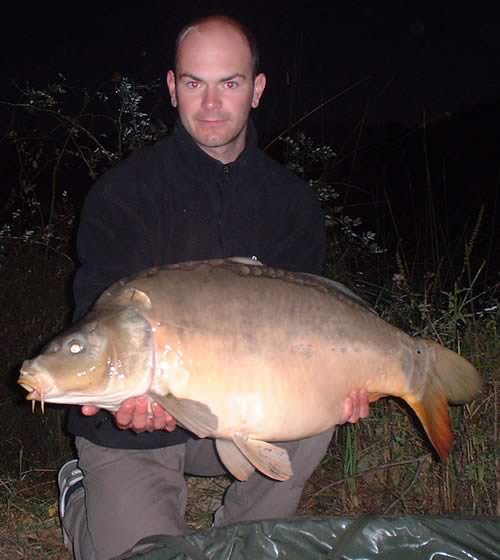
[227,256,264,266]
[97,286,152,311]
[215,438,256,481]
[225,258,373,314]
[232,432,293,481]
[115,287,152,310]
[151,393,218,438]
[299,273,376,314]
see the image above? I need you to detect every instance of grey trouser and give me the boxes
[63,430,334,560]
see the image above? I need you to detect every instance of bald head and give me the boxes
[166,15,266,163]
[175,15,260,77]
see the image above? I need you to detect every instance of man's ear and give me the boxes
[166,70,177,107]
[251,73,266,109]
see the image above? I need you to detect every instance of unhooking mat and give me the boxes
[115,515,500,560]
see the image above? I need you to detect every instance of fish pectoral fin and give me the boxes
[232,432,293,481]
[152,393,218,438]
[215,438,255,481]
[403,388,452,461]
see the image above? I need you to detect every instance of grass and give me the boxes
[0,468,66,559]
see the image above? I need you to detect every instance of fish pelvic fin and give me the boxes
[151,393,218,438]
[215,438,255,481]
[403,340,481,460]
[232,433,293,481]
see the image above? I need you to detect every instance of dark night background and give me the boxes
[1,1,500,277]
[3,2,499,129]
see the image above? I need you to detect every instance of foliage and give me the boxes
[280,132,386,259]
[0,76,168,262]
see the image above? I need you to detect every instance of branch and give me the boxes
[309,453,431,499]
[264,77,370,152]
[0,101,113,160]
[383,455,427,513]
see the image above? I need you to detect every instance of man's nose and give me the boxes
[202,86,222,110]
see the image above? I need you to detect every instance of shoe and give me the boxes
[57,458,83,519]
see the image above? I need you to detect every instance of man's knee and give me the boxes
[64,439,190,559]
[215,429,334,527]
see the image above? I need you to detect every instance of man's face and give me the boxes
[167,23,266,163]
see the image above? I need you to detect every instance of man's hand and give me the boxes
[341,388,370,424]
[81,396,177,433]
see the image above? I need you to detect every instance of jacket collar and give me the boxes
[172,119,258,182]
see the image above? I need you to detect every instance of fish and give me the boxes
[18,258,481,481]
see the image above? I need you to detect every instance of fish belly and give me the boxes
[153,326,409,442]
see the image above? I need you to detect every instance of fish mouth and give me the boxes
[18,369,54,413]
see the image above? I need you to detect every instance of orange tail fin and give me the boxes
[402,341,481,460]
[404,390,453,460]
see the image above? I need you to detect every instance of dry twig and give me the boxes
[309,453,431,499]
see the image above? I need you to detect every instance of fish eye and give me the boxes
[68,340,84,354]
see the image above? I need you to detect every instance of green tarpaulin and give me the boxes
[117,515,500,560]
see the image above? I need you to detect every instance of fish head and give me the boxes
[18,306,154,411]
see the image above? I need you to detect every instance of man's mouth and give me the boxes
[196,117,228,124]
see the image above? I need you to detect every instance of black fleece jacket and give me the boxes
[66,120,326,449]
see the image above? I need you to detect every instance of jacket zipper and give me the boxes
[217,165,230,253]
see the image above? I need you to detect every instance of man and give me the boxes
[59,15,369,560]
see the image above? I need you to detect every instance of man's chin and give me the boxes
[188,121,247,159]
[194,132,232,149]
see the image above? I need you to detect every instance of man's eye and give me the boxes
[186,81,200,89]
[225,81,238,89]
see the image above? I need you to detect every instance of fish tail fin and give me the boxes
[404,385,453,460]
[426,341,482,404]
[403,341,481,460]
